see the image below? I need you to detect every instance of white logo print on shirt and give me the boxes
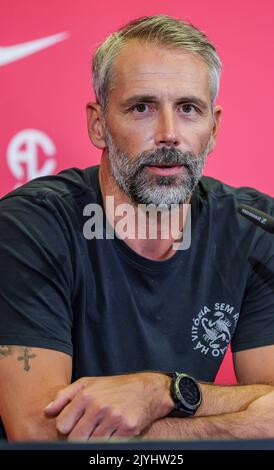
[192,303,239,358]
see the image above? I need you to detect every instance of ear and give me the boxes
[86,102,106,149]
[207,105,222,154]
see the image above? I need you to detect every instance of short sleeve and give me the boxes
[0,193,74,355]
[231,230,274,353]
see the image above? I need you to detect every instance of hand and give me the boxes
[44,372,173,440]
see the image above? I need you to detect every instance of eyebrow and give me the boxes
[120,94,209,111]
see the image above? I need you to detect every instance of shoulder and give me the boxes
[197,176,274,215]
[0,166,101,245]
[0,166,101,225]
[0,166,100,206]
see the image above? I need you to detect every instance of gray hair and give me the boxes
[92,15,222,112]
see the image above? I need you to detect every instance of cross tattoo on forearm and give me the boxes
[17,347,36,371]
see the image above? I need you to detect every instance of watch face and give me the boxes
[177,375,201,409]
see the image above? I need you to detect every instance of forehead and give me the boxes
[110,40,211,100]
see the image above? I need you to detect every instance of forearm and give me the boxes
[142,381,274,440]
[196,382,273,416]
[3,390,62,441]
[142,409,272,440]
[5,415,59,442]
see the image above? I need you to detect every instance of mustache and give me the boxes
[133,148,197,171]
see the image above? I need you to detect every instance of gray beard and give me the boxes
[104,126,208,207]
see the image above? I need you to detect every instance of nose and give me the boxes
[154,107,180,147]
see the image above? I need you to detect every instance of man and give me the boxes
[1,15,274,441]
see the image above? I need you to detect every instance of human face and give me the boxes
[100,41,221,204]
[104,125,208,206]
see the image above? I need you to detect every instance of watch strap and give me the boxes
[166,371,201,418]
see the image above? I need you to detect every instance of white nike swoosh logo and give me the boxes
[0,32,70,66]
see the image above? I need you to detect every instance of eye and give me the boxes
[132,103,149,113]
[180,104,196,114]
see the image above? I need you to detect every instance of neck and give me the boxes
[99,153,191,261]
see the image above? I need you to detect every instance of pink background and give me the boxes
[1,0,274,383]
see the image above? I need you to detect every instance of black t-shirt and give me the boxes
[0,166,274,436]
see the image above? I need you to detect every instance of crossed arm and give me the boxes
[1,344,274,441]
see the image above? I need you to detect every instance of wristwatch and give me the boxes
[167,372,202,417]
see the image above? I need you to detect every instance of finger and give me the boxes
[89,421,117,440]
[56,395,86,435]
[111,428,137,438]
[89,411,123,440]
[44,380,86,416]
[67,411,101,441]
